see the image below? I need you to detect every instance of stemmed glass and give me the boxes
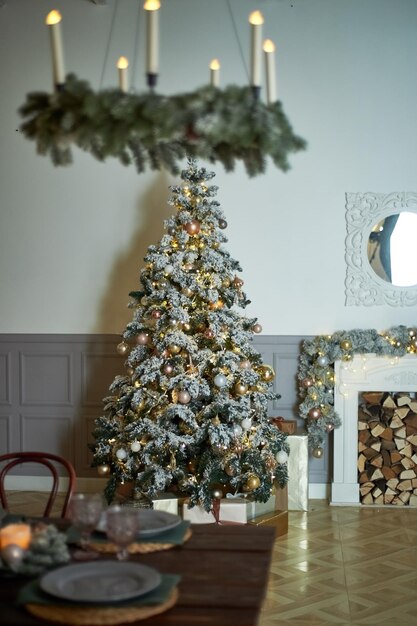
[68,492,104,560]
[105,505,140,561]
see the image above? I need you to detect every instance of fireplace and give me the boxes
[331,354,417,505]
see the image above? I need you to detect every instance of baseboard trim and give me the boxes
[309,483,329,499]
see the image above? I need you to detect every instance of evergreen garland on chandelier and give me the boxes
[298,325,417,453]
[18,73,307,177]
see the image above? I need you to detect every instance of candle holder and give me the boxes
[251,85,261,101]
[147,73,158,89]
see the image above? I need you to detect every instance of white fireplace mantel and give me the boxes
[331,353,417,505]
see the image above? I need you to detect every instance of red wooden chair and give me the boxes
[0,452,77,518]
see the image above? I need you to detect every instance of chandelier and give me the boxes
[19,2,307,177]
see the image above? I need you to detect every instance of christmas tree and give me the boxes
[91,159,289,511]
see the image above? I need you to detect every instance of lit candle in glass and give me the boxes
[0,523,32,550]
[144,0,160,85]
[263,39,277,104]
[249,10,264,88]
[45,10,65,88]
[209,59,220,87]
[117,56,129,92]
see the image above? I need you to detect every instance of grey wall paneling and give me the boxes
[0,334,329,487]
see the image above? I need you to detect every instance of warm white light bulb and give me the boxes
[144,0,160,10]
[45,10,62,25]
[249,10,264,26]
[209,59,220,71]
[117,56,129,70]
[263,39,275,54]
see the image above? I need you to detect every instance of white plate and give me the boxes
[97,509,182,538]
[40,561,161,603]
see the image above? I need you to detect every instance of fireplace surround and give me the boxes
[331,353,417,505]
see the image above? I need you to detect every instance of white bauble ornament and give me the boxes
[233,424,243,437]
[214,373,227,388]
[130,441,141,452]
[241,418,252,431]
[116,448,127,460]
[276,450,288,464]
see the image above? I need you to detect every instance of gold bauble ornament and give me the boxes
[212,241,220,249]
[259,365,275,382]
[244,474,261,491]
[116,341,129,355]
[225,463,235,476]
[97,464,111,477]
[312,447,324,459]
[234,382,248,395]
[182,287,193,297]
[340,339,352,351]
[168,344,181,355]
[222,278,231,288]
[208,299,224,310]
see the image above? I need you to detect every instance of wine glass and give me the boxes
[68,492,104,560]
[105,505,140,561]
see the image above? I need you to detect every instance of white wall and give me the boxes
[1,0,416,335]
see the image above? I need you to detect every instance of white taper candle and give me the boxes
[209,59,220,87]
[144,0,160,75]
[45,10,65,87]
[117,56,129,92]
[249,10,264,87]
[263,39,277,104]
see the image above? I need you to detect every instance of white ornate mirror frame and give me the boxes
[345,191,417,306]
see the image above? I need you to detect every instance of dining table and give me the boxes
[0,520,276,626]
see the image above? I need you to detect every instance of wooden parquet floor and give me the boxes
[260,500,417,626]
[5,494,417,625]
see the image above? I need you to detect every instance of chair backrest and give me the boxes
[0,452,77,518]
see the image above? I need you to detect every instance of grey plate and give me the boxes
[40,560,162,602]
[97,509,182,538]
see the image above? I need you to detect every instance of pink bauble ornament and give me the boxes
[308,407,321,420]
[178,390,191,404]
[151,310,162,319]
[184,220,201,235]
[163,363,174,375]
[302,378,313,389]
[252,323,262,334]
[136,332,149,345]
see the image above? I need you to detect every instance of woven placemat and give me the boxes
[25,587,178,625]
[89,527,192,554]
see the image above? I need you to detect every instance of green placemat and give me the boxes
[18,573,180,608]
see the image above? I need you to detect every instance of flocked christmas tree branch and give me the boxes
[18,74,307,177]
[298,325,417,454]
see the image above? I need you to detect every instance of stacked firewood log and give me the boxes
[358,392,417,505]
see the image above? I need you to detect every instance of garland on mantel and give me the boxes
[18,74,307,177]
[297,325,417,454]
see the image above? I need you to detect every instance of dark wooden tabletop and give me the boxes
[0,523,275,626]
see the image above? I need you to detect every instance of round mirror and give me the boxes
[367,211,417,286]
